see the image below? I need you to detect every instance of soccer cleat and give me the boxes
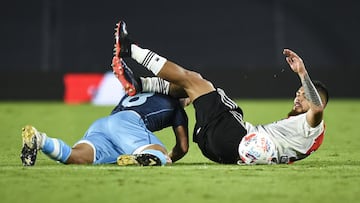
[113,20,133,58]
[111,58,142,96]
[117,153,162,166]
[112,20,141,96]
[20,125,44,166]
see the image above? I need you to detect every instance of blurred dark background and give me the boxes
[1,0,359,100]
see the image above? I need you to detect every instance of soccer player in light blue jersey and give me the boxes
[20,68,189,166]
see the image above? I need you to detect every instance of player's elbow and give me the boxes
[178,144,189,157]
[181,146,189,155]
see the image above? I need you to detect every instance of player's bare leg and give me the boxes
[113,20,215,101]
[157,61,215,101]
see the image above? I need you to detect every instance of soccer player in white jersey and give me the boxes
[112,20,328,164]
[20,61,189,167]
[244,79,328,164]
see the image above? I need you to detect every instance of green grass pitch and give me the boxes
[1,99,360,203]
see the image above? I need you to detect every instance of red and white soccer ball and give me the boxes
[238,132,278,165]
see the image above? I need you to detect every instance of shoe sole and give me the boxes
[111,57,137,96]
[21,125,38,166]
[117,154,139,166]
[117,154,161,166]
[136,154,161,166]
[22,125,36,149]
[112,22,137,96]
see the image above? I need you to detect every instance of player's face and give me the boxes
[288,87,310,116]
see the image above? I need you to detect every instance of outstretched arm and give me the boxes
[283,49,324,127]
[168,125,189,163]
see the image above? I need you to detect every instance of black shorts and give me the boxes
[193,88,247,164]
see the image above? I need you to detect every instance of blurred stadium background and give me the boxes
[1,0,359,101]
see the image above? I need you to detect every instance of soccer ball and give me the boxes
[238,132,278,165]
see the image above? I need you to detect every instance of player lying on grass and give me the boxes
[20,62,189,167]
[112,20,329,164]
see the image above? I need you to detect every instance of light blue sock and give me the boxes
[41,137,72,163]
[141,149,167,165]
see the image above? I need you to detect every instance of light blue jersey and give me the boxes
[76,93,188,164]
[78,110,164,164]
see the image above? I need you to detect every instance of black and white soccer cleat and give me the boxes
[117,153,162,166]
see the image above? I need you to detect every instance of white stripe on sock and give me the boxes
[50,138,60,158]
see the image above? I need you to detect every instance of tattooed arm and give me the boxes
[283,49,324,127]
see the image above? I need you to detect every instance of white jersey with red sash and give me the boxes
[244,113,325,164]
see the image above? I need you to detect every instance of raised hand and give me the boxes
[283,49,306,75]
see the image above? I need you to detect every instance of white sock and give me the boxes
[131,44,167,75]
[140,77,170,94]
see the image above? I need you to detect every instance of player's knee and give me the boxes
[184,70,209,85]
[188,71,214,88]
[185,70,203,80]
